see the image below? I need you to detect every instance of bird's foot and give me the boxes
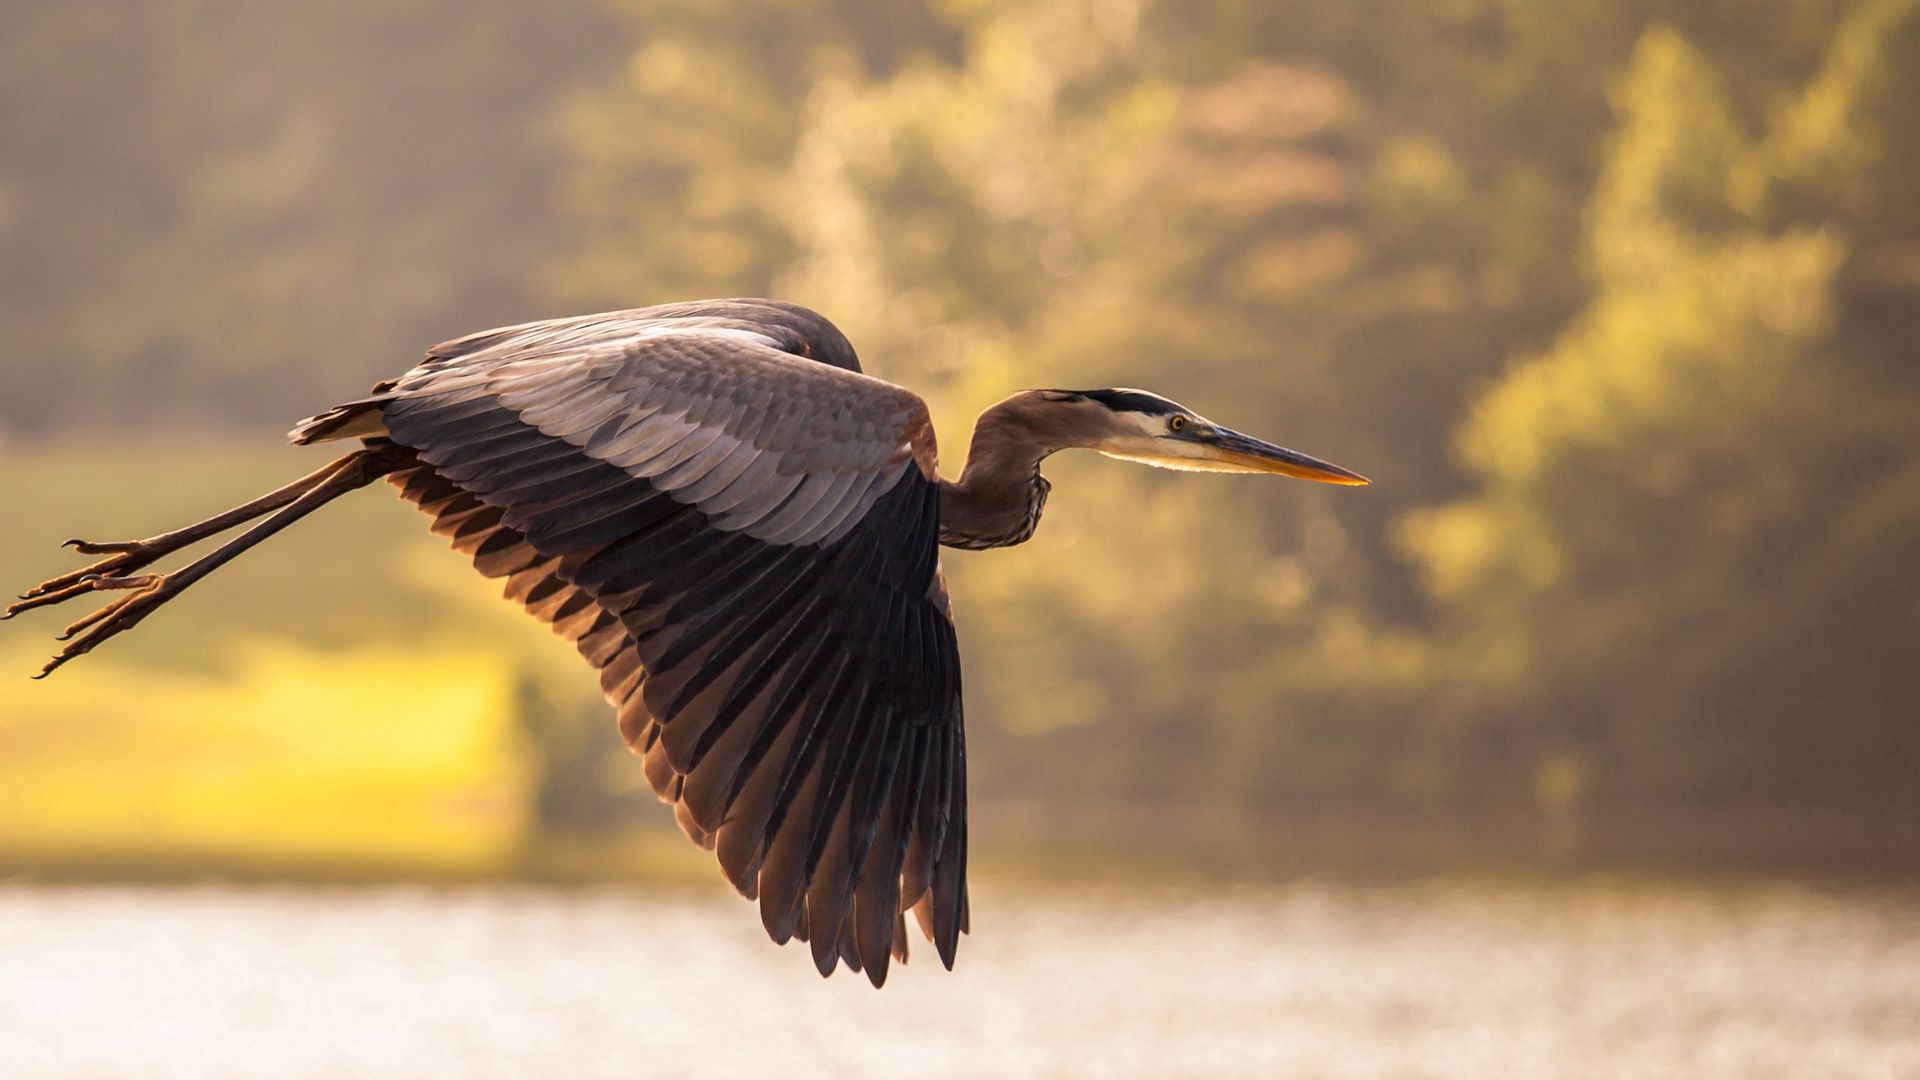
[28,573,176,679]
[7,447,404,679]
[6,536,182,680]
[65,538,151,555]
[8,538,171,616]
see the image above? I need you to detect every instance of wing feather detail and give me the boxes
[353,301,963,984]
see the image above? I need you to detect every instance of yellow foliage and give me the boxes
[0,641,532,873]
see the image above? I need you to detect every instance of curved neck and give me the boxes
[937,400,1060,550]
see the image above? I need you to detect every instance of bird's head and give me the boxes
[1026,388,1369,485]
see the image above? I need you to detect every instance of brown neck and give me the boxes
[937,399,1061,550]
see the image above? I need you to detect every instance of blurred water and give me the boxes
[0,880,1915,1079]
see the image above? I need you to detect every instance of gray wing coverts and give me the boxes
[394,324,930,546]
[354,307,967,985]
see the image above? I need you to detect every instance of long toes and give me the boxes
[32,645,85,680]
[31,584,168,679]
[57,601,126,641]
[51,578,162,639]
[65,539,145,556]
[78,573,161,592]
[6,578,109,619]
[15,552,155,605]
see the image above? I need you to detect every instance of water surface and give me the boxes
[1,880,1915,1078]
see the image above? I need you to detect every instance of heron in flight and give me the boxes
[8,298,1366,986]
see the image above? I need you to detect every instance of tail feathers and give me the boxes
[289,397,393,445]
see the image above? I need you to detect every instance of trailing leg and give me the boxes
[8,446,406,678]
[7,455,366,618]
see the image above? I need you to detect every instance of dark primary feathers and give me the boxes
[303,299,967,984]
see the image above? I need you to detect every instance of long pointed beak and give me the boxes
[1202,427,1371,485]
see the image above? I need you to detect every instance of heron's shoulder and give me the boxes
[634,298,864,372]
[424,299,864,373]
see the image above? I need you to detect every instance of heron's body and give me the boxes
[9,298,1365,987]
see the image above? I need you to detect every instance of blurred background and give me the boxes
[2,0,1918,1075]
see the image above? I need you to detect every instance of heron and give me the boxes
[7,298,1367,986]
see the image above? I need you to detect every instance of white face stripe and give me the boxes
[1092,411,1279,474]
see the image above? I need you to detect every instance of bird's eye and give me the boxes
[1168,415,1188,433]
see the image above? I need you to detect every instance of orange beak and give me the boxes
[1200,427,1371,485]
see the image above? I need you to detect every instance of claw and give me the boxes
[31,581,174,680]
[15,547,163,605]
[52,577,160,639]
[5,577,113,620]
[32,650,75,680]
[14,447,397,680]
[68,540,146,556]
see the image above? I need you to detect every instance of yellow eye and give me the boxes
[1168,415,1188,432]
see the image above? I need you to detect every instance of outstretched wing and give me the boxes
[310,305,966,985]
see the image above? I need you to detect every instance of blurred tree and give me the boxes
[511,668,652,833]
[0,0,621,435]
[1404,1,1920,814]
[548,0,958,308]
